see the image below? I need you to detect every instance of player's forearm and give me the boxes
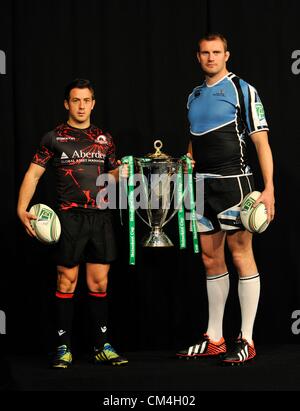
[255,141,274,191]
[250,131,274,191]
[17,172,39,216]
[188,140,193,157]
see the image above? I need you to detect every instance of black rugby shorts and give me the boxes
[55,209,117,267]
[194,174,255,233]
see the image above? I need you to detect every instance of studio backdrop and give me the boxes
[0,0,299,353]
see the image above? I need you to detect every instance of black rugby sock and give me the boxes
[87,291,108,350]
[55,291,75,347]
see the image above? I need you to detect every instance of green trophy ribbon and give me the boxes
[176,163,186,249]
[121,156,136,265]
[181,156,200,254]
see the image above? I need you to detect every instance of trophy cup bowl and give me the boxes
[135,140,182,247]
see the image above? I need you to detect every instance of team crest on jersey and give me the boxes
[95,134,108,144]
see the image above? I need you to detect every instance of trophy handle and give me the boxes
[134,163,153,227]
[136,209,152,228]
[161,209,179,227]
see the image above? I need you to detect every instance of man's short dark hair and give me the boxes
[64,78,95,101]
[198,33,228,52]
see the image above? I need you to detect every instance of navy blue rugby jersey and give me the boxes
[32,123,117,210]
[187,72,269,176]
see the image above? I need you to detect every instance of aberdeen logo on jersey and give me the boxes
[72,150,105,159]
[61,152,69,159]
[60,150,105,163]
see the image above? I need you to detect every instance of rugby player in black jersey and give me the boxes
[176,34,275,365]
[17,79,128,368]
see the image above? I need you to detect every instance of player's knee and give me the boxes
[201,252,224,272]
[231,248,253,269]
[57,280,76,293]
[88,277,108,293]
[57,268,78,292]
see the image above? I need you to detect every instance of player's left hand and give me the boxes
[253,188,275,223]
[184,152,195,172]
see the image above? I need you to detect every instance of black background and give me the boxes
[0,0,299,355]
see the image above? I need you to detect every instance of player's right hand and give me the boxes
[18,210,37,238]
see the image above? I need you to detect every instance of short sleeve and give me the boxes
[32,132,55,168]
[240,80,269,135]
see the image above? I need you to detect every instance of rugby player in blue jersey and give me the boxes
[177,34,275,365]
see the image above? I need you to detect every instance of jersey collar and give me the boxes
[205,72,233,88]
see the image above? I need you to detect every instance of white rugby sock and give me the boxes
[206,272,229,342]
[238,274,260,344]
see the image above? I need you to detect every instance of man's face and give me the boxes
[197,39,229,77]
[64,87,95,124]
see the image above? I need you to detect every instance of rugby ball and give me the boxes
[29,203,61,244]
[240,191,269,233]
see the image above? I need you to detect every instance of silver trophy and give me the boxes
[135,140,182,247]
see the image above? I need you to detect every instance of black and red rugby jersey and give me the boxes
[32,123,118,210]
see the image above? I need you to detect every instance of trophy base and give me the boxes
[142,228,174,247]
